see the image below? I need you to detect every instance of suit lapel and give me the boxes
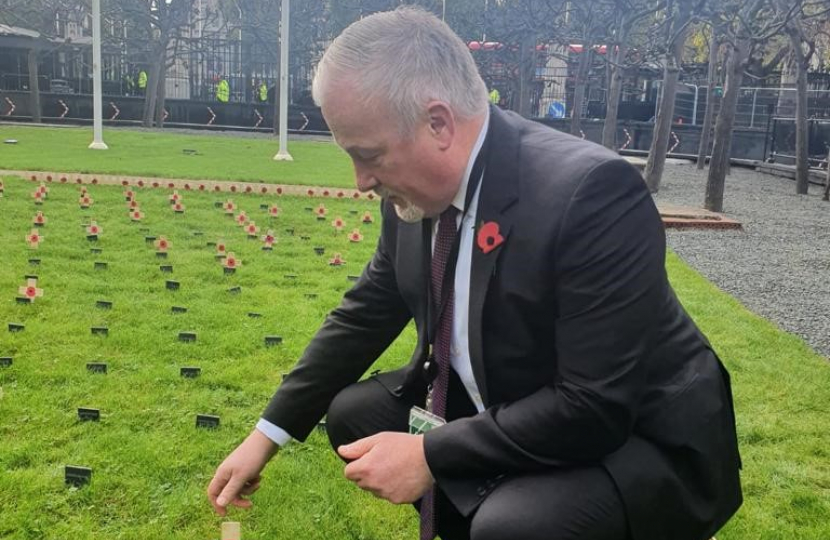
[468,107,521,408]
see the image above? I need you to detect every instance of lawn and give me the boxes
[0,174,828,539]
[0,125,355,187]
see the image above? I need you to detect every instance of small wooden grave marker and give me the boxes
[15,297,31,305]
[160,265,173,273]
[171,306,188,314]
[223,267,236,275]
[86,362,107,374]
[283,274,297,279]
[317,419,327,432]
[95,300,112,310]
[139,227,150,234]
[284,228,294,236]
[264,335,283,347]
[260,203,269,210]
[0,357,12,368]
[90,248,103,255]
[28,258,41,266]
[65,465,92,487]
[94,262,108,270]
[196,414,220,429]
[227,286,242,295]
[77,408,100,422]
[193,231,204,236]
[314,247,325,255]
[214,201,224,208]
[347,275,360,282]
[221,521,241,540]
[206,241,217,247]
[300,235,311,241]
[166,280,180,291]
[247,312,262,319]
[180,366,201,378]
[304,293,318,300]
[304,206,313,212]
[25,274,38,280]
[8,323,24,332]
[178,331,197,343]
[349,209,359,215]
[156,251,168,259]
[91,326,109,336]
[145,236,157,242]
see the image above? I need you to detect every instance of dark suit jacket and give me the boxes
[263,106,742,540]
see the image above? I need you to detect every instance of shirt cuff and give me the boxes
[256,418,293,447]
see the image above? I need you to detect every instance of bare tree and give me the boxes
[644,0,698,192]
[696,23,721,169]
[601,0,666,150]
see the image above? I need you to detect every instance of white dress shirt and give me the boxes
[257,108,491,445]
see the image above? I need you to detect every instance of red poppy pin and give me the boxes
[477,221,504,254]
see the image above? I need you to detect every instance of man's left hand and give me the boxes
[339,432,434,504]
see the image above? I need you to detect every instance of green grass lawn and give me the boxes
[0,125,355,187]
[0,174,828,539]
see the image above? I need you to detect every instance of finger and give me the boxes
[216,474,250,510]
[230,498,253,509]
[343,459,363,482]
[207,469,232,516]
[239,480,261,496]
[338,434,379,460]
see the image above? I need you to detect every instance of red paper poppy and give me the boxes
[38,184,48,195]
[121,180,129,186]
[125,189,135,200]
[137,180,145,187]
[87,222,102,235]
[216,242,226,254]
[167,182,175,189]
[269,205,280,217]
[348,229,363,243]
[261,186,268,194]
[476,221,504,254]
[276,187,283,195]
[316,204,328,217]
[307,188,315,196]
[31,175,37,181]
[230,185,237,193]
[368,193,375,200]
[331,217,344,231]
[362,211,373,224]
[155,236,170,252]
[199,184,206,191]
[262,230,276,246]
[131,210,144,221]
[223,252,241,269]
[91,178,98,185]
[337,191,344,198]
[236,212,248,225]
[18,278,43,301]
[329,253,345,266]
[59,177,66,183]
[352,192,360,199]
[173,202,185,212]
[75,178,82,184]
[323,190,330,197]
[129,200,139,209]
[79,196,93,208]
[27,229,42,248]
[33,211,46,225]
[184,184,191,190]
[246,222,260,236]
[245,186,252,193]
[152,182,159,188]
[224,200,236,213]
[47,175,53,181]
[214,185,221,192]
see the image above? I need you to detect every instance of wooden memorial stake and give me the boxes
[221,522,241,540]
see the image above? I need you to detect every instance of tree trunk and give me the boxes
[570,41,593,137]
[143,43,166,128]
[776,54,797,117]
[154,61,167,128]
[644,0,692,192]
[696,31,719,170]
[705,37,751,212]
[27,48,41,124]
[788,32,810,195]
[602,40,628,150]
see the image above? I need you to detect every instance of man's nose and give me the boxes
[353,163,377,193]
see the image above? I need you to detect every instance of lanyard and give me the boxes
[423,135,490,382]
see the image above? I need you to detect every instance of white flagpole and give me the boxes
[89,0,108,150]
[273,0,293,161]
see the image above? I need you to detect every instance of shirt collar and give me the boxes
[450,107,490,213]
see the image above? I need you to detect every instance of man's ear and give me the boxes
[426,101,455,150]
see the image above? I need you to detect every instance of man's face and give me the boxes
[321,86,460,222]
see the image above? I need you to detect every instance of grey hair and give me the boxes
[312,6,489,136]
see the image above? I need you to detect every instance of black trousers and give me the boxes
[326,369,630,540]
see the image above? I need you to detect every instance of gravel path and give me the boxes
[653,162,830,359]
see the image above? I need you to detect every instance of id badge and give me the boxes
[409,406,446,435]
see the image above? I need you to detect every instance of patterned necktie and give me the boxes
[420,205,459,540]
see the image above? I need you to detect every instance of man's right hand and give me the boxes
[207,429,279,516]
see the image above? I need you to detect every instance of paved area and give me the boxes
[652,162,830,359]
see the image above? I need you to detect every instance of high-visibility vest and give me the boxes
[137,70,147,89]
[217,79,230,103]
[489,88,500,105]
[258,83,268,102]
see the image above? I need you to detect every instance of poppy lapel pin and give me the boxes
[477,221,505,255]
